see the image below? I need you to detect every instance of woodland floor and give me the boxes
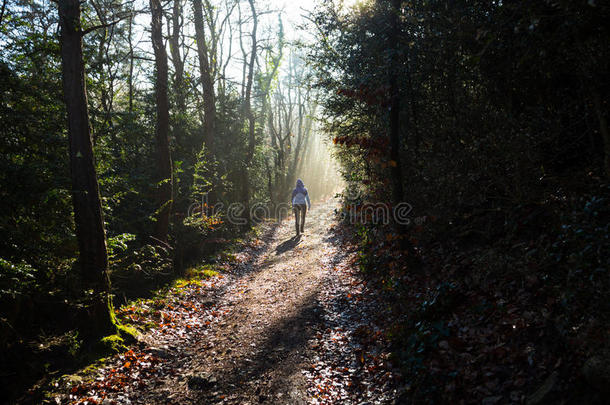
[55,200,401,404]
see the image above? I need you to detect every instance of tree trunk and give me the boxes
[58,0,114,337]
[193,0,216,154]
[295,104,316,176]
[192,0,217,205]
[127,11,134,113]
[150,0,173,244]
[169,0,186,115]
[240,0,258,226]
[288,83,311,186]
[168,0,187,165]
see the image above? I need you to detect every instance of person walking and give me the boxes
[292,179,311,236]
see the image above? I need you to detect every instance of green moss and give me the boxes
[174,278,190,288]
[99,334,127,353]
[49,356,110,396]
[116,322,139,343]
[185,263,220,280]
[202,268,219,278]
[97,316,138,353]
[199,263,216,272]
[108,300,139,343]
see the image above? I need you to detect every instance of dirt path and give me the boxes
[172,202,341,404]
[60,201,400,404]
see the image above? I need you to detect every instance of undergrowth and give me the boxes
[338,180,610,403]
[4,226,260,404]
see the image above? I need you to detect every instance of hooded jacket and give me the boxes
[292,179,311,208]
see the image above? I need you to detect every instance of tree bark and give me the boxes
[288,84,307,186]
[259,27,283,202]
[192,0,218,205]
[240,0,258,226]
[150,0,173,244]
[127,11,134,113]
[169,0,186,115]
[58,0,114,337]
[295,104,316,177]
[193,0,216,154]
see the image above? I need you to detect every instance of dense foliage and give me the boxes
[307,0,610,402]
[0,0,339,400]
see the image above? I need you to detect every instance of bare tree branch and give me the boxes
[81,14,129,36]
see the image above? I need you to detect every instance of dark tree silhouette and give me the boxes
[150,0,173,244]
[58,0,114,336]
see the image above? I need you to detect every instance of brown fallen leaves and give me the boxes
[69,350,161,404]
[304,261,401,404]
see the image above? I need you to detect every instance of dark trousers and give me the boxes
[293,204,307,234]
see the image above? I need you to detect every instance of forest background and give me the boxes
[1,0,609,402]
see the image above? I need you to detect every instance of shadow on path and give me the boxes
[275,235,302,255]
[190,288,323,404]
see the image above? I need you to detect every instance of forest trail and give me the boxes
[173,201,341,404]
[62,199,399,404]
